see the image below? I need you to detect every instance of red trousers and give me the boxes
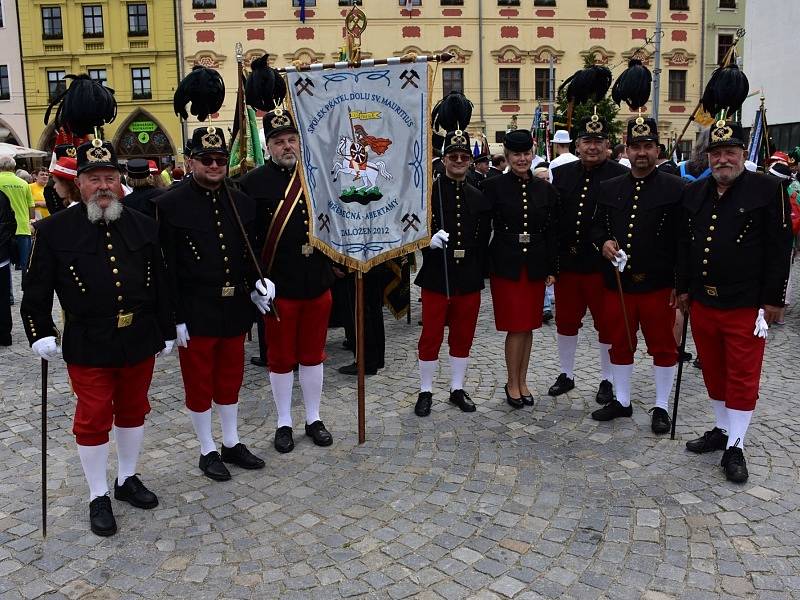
[418,289,481,361]
[690,302,764,411]
[68,357,155,446]
[266,290,332,374]
[555,271,611,342]
[604,287,677,367]
[178,334,245,412]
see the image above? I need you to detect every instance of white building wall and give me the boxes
[0,0,29,146]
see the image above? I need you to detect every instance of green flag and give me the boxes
[229,106,265,177]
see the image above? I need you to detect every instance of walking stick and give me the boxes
[614,268,634,353]
[435,173,450,299]
[221,180,280,320]
[670,311,689,440]
[41,358,47,539]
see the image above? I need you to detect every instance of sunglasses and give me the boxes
[197,156,228,167]
[446,153,472,163]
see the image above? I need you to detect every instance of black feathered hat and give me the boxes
[245,54,287,112]
[626,116,659,144]
[442,130,471,156]
[263,107,298,142]
[76,139,119,175]
[612,58,652,111]
[706,119,746,150]
[559,64,612,129]
[575,114,609,140]
[189,126,228,156]
[174,66,225,122]
[701,64,749,117]
[44,74,117,137]
[431,91,473,156]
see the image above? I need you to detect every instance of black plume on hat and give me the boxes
[44,74,117,136]
[431,91,473,134]
[245,54,287,111]
[612,58,652,111]
[559,65,612,106]
[701,64,749,116]
[173,66,225,122]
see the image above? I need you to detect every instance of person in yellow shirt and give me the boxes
[29,167,51,219]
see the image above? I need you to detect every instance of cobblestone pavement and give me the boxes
[1,265,799,600]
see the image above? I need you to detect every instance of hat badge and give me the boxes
[86,141,112,164]
[270,108,292,129]
[66,147,77,158]
[632,117,651,137]
[201,126,222,149]
[451,129,468,146]
[711,120,733,143]
[586,115,603,134]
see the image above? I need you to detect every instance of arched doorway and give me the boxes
[0,119,24,145]
[114,110,175,161]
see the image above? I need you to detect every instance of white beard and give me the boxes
[86,193,123,224]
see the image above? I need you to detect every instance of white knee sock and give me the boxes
[269,370,295,428]
[114,425,144,485]
[189,409,216,455]
[599,343,613,382]
[557,334,578,379]
[611,363,634,407]
[449,356,469,391]
[653,365,676,411]
[726,408,754,449]
[215,403,240,448]
[299,363,323,425]
[419,359,438,393]
[711,399,728,433]
[77,442,110,501]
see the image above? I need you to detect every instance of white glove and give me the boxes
[754,309,769,339]
[160,339,176,356]
[611,249,628,273]
[250,278,276,315]
[176,323,190,348]
[430,229,449,250]
[32,336,62,361]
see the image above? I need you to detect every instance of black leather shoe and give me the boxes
[305,420,333,446]
[415,392,433,417]
[449,389,476,412]
[250,356,266,367]
[649,407,671,435]
[548,373,575,397]
[89,495,117,537]
[114,475,158,509]
[595,379,614,405]
[591,400,633,421]
[686,427,728,454]
[505,384,524,409]
[199,451,231,481]
[338,362,378,376]
[221,443,265,469]
[721,445,748,483]
[521,393,534,407]
[274,426,295,453]
[679,350,693,363]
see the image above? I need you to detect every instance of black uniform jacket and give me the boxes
[124,186,165,219]
[20,203,174,367]
[237,159,334,300]
[157,178,257,337]
[415,175,491,295]
[484,170,559,281]
[676,171,792,309]
[0,190,15,264]
[552,158,629,274]
[592,168,686,293]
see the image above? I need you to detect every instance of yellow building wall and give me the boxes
[19,0,181,161]
[181,1,702,146]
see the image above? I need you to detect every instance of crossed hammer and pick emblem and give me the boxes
[317,213,331,232]
[401,213,420,232]
[399,69,420,89]
[294,77,315,96]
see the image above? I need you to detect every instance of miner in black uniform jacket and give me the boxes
[413,128,491,417]
[484,129,558,409]
[238,108,335,455]
[548,115,629,405]
[676,120,792,483]
[21,139,175,537]
[590,117,686,434]
[158,127,267,482]
[122,158,165,219]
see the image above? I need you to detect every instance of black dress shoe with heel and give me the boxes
[685,427,728,454]
[274,426,295,453]
[221,443,265,469]
[114,475,158,509]
[548,373,575,397]
[305,421,333,446]
[649,407,672,435]
[415,392,432,417]
[520,393,534,407]
[199,451,231,481]
[595,379,614,405]
[449,389,476,412]
[505,385,524,409]
[89,495,117,537]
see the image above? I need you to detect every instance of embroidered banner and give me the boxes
[286,61,432,271]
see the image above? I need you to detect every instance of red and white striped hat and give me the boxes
[50,156,78,181]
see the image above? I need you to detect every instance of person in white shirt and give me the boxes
[548,130,579,179]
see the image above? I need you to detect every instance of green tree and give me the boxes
[555,56,623,146]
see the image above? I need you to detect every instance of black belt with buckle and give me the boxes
[67,308,150,330]
[502,232,542,245]
[183,283,246,298]
[703,285,718,297]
